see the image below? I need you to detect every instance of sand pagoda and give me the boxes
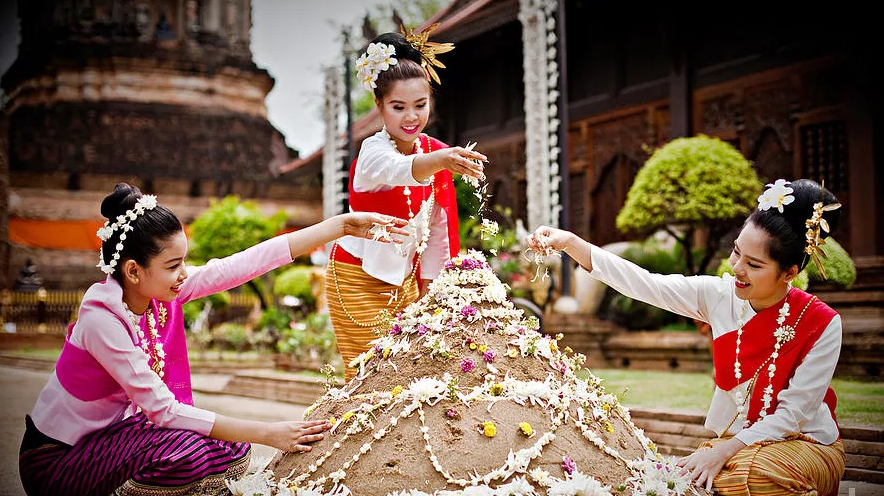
[230,251,698,496]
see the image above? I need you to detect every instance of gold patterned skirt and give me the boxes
[699,434,845,496]
[325,257,419,381]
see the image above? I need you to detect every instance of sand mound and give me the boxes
[230,251,698,496]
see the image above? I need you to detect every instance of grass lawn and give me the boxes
[591,368,884,428]
[9,348,882,428]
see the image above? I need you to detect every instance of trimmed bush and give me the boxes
[617,135,763,274]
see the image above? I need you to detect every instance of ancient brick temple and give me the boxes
[1,0,322,289]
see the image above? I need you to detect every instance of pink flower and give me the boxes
[416,324,429,336]
[460,358,476,373]
[390,324,402,335]
[562,455,576,475]
[460,306,478,318]
[483,349,496,363]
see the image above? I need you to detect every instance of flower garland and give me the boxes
[96,194,158,275]
[729,293,817,430]
[518,0,561,230]
[123,302,165,378]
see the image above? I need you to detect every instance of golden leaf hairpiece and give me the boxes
[401,23,455,85]
[803,180,841,279]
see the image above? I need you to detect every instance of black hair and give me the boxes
[100,183,183,284]
[368,32,430,101]
[746,178,841,271]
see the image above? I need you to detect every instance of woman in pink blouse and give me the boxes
[18,182,408,496]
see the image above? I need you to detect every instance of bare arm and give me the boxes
[210,415,331,453]
[411,147,487,183]
[286,212,410,260]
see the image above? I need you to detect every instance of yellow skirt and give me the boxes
[698,435,845,496]
[325,260,419,381]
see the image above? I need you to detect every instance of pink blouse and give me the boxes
[30,235,293,445]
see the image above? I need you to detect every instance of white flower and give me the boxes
[547,472,614,496]
[96,224,114,241]
[758,179,795,213]
[355,42,398,92]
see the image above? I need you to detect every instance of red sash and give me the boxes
[347,134,460,258]
[713,288,839,425]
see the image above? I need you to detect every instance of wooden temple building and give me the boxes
[286,1,882,286]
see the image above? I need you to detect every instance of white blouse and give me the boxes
[587,245,842,446]
[337,131,450,286]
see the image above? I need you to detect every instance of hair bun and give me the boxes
[369,32,422,66]
[100,182,142,221]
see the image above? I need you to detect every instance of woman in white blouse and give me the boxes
[328,31,486,380]
[527,178,845,496]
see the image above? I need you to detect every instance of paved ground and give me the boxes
[2,366,882,495]
[0,366,301,496]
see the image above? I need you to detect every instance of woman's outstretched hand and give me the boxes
[265,420,332,453]
[431,146,487,180]
[342,212,410,243]
[525,225,575,254]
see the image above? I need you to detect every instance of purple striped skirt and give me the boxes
[19,413,250,496]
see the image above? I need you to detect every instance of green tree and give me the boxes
[188,196,287,309]
[616,135,763,275]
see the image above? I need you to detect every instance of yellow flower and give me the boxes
[519,422,534,437]
[647,440,657,452]
[482,421,496,438]
[507,348,519,358]
[605,420,615,433]
[469,343,477,350]
[550,341,559,352]
[602,403,612,413]
[434,308,443,315]
[478,344,488,353]
[564,346,573,353]
[490,383,504,396]
[383,347,391,359]
[391,385,403,397]
[328,417,337,425]
[342,411,355,422]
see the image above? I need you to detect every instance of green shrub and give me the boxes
[604,235,687,330]
[273,266,316,307]
[212,323,249,351]
[276,313,338,364]
[804,238,856,288]
[616,135,763,274]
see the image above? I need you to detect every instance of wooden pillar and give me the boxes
[667,20,692,138]
[845,48,882,257]
[0,115,10,289]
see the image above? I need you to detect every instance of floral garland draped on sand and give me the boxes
[228,251,701,496]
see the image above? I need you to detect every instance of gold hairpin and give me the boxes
[401,23,455,85]
[804,180,841,279]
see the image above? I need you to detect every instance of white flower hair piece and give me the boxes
[96,194,159,275]
[757,179,795,213]
[355,42,398,92]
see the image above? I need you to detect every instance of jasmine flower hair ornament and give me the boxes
[95,194,158,275]
[757,179,795,213]
[354,24,455,92]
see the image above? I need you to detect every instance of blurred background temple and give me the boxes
[0,0,322,289]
